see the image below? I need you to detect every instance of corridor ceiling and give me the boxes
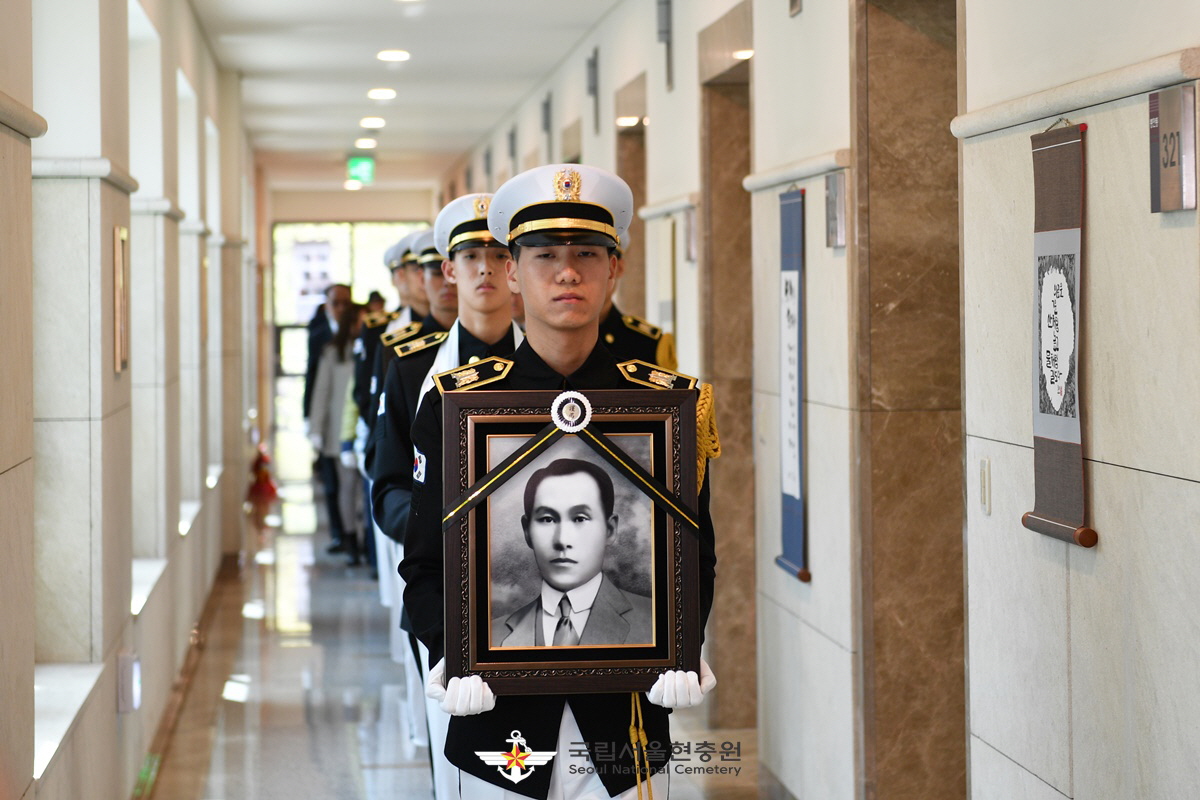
[190,0,624,189]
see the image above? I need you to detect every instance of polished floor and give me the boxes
[149,380,795,800]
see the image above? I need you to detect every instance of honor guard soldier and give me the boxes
[598,230,678,369]
[354,235,414,420]
[400,164,718,800]
[371,193,523,800]
[395,228,431,327]
[364,229,457,469]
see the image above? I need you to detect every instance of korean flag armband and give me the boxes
[413,448,427,484]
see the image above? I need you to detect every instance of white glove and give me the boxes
[308,433,324,453]
[425,658,496,716]
[647,658,716,708]
[338,447,356,469]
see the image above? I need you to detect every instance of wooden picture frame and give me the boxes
[113,226,130,373]
[442,388,700,695]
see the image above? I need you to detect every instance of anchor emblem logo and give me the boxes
[475,730,557,784]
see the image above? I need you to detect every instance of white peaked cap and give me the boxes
[434,193,500,255]
[487,163,633,248]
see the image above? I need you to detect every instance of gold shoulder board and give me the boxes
[433,357,514,395]
[380,321,423,347]
[617,359,697,390]
[394,330,448,359]
[621,314,663,340]
[363,310,389,329]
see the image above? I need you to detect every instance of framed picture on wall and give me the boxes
[441,388,701,695]
[113,226,130,373]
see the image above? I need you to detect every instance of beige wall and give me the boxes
[0,114,38,800]
[959,6,1200,796]
[270,188,436,223]
[18,0,256,796]
[965,1,1200,109]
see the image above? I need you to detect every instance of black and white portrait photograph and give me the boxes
[485,434,656,649]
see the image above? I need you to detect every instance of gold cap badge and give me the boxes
[554,168,582,202]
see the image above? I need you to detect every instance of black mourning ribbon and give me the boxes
[441,422,700,534]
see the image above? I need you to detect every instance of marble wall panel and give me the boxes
[964,436,1071,794]
[99,181,132,420]
[757,595,857,800]
[162,218,180,386]
[0,463,35,800]
[701,80,752,383]
[33,666,123,800]
[865,408,965,799]
[969,736,1069,800]
[1074,96,1200,482]
[34,419,93,662]
[0,126,34,472]
[129,213,164,386]
[750,190,782,398]
[960,127,1036,447]
[32,178,92,421]
[615,129,647,319]
[864,5,960,413]
[804,189,853,411]
[1070,461,1200,800]
[98,407,132,659]
[755,392,857,650]
[707,375,757,728]
[131,385,166,557]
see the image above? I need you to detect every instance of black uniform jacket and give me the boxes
[598,305,677,369]
[399,338,717,800]
[370,323,517,545]
[363,314,447,473]
[353,307,402,420]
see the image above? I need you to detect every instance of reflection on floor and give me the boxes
[150,385,795,800]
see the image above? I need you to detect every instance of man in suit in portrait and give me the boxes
[492,457,652,648]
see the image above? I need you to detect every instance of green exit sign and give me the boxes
[347,156,375,185]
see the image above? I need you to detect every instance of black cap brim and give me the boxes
[513,230,617,249]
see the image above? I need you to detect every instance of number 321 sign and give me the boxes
[1149,85,1196,212]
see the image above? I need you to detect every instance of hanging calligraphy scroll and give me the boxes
[1021,124,1098,549]
[776,188,811,580]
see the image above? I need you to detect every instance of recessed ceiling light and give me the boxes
[733,49,754,60]
[360,116,386,129]
[376,49,411,62]
[355,137,378,149]
[367,88,397,101]
[615,116,641,127]
[344,179,363,191]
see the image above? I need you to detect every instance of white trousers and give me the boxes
[454,703,668,800]
[418,640,459,800]
[373,519,393,607]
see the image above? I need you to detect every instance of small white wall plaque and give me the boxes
[1149,85,1196,212]
[825,171,846,248]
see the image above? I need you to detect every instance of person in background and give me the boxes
[309,300,365,564]
[304,283,352,420]
[597,231,677,369]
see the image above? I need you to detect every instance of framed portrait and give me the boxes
[442,388,700,695]
[113,226,130,373]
